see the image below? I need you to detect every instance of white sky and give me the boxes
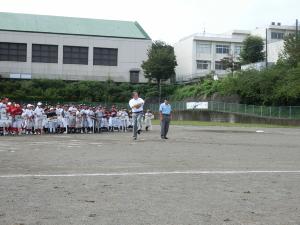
[0,0,299,44]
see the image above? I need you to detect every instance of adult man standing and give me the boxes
[129,92,144,140]
[159,99,172,139]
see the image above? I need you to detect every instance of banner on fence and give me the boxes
[186,102,208,110]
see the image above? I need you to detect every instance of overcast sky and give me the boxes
[0,0,299,44]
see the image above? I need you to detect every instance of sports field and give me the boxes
[0,125,300,225]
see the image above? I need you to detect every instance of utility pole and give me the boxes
[265,28,268,68]
[158,81,162,105]
[296,19,299,42]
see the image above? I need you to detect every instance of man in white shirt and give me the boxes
[129,92,144,140]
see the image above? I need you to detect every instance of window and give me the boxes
[93,47,118,66]
[32,44,58,63]
[63,46,88,65]
[271,32,284,39]
[234,46,242,55]
[130,70,140,83]
[0,42,27,62]
[196,42,211,54]
[216,44,230,54]
[215,61,226,70]
[196,60,210,70]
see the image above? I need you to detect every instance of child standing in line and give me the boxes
[144,109,154,131]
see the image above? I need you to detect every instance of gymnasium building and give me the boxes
[0,12,152,83]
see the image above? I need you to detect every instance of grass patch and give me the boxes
[152,120,296,128]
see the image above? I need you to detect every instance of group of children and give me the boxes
[0,97,155,136]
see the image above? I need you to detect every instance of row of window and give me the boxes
[196,60,226,70]
[196,42,242,55]
[0,42,118,66]
[271,32,285,40]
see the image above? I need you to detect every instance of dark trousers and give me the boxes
[161,115,170,137]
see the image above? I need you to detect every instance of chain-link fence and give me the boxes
[206,101,300,120]
[146,101,300,120]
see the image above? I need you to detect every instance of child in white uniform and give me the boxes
[144,110,154,131]
[22,104,34,134]
[34,102,45,135]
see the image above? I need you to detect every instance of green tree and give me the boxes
[141,40,177,87]
[279,33,300,67]
[240,35,265,64]
[220,55,241,73]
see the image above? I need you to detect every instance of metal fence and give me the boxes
[146,101,300,120]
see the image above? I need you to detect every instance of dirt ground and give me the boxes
[0,125,300,225]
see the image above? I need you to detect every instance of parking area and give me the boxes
[0,125,300,225]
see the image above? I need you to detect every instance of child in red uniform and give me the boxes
[11,104,23,135]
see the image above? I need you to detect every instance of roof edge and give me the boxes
[0,29,150,40]
[134,21,151,40]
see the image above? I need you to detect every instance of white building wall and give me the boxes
[175,33,246,81]
[174,37,194,82]
[0,31,152,82]
[268,40,284,63]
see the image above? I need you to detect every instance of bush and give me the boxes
[0,79,177,103]
[171,63,300,106]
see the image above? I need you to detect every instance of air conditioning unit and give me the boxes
[271,22,276,25]
[277,22,281,26]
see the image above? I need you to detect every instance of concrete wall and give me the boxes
[268,40,284,63]
[174,37,194,81]
[0,31,152,82]
[170,110,300,126]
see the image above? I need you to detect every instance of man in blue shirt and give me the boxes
[159,99,172,139]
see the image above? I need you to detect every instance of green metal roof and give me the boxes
[0,12,151,40]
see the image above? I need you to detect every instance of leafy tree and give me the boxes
[240,35,265,64]
[279,33,300,67]
[220,55,241,73]
[141,40,177,87]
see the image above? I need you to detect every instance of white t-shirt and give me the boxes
[129,98,144,113]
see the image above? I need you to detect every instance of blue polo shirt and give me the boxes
[159,103,172,115]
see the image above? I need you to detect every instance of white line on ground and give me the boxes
[1,170,300,178]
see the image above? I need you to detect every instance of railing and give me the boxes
[146,101,300,120]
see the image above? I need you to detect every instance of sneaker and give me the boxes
[137,129,141,135]
[164,137,168,139]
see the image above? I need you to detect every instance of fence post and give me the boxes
[260,106,263,117]
[289,106,292,119]
[269,107,272,117]
[278,107,281,119]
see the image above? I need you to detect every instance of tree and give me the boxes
[220,55,241,74]
[240,35,265,64]
[141,41,177,87]
[279,33,300,67]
